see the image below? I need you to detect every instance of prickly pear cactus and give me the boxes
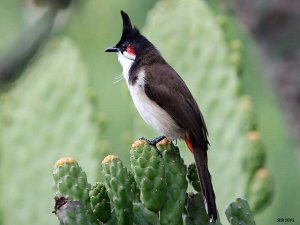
[102,155,134,225]
[52,139,257,225]
[187,163,201,192]
[242,132,266,179]
[246,169,274,213]
[225,198,256,225]
[130,140,166,212]
[89,182,111,223]
[141,0,273,221]
[54,198,98,225]
[132,203,160,225]
[53,157,91,204]
[53,157,98,225]
[128,171,140,202]
[183,193,210,225]
[157,140,188,225]
[0,38,99,225]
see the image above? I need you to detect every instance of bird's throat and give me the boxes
[117,52,134,82]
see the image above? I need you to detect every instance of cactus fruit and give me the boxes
[0,38,99,225]
[130,140,167,212]
[156,140,188,225]
[89,182,111,223]
[187,163,201,192]
[102,155,133,225]
[225,198,256,225]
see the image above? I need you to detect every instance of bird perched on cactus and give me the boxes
[105,11,217,222]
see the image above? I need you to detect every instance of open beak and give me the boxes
[104,47,119,52]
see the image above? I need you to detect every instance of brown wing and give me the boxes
[143,63,209,150]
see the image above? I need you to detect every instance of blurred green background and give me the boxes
[0,0,299,225]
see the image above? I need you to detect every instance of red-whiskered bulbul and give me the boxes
[105,11,217,222]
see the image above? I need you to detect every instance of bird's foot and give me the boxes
[138,136,166,146]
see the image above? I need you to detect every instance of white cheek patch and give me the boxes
[123,51,136,61]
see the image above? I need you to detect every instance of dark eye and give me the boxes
[122,43,126,49]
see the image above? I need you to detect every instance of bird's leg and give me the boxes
[149,135,166,146]
[138,136,166,146]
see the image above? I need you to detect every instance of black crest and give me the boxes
[120,10,133,40]
[105,10,154,55]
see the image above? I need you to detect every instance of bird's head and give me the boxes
[105,10,153,62]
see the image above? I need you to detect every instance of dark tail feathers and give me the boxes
[193,147,218,222]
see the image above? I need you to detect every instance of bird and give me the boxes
[105,10,217,222]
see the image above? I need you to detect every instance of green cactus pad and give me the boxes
[187,163,201,192]
[133,203,160,225]
[130,140,166,212]
[102,155,133,225]
[53,157,90,205]
[0,38,99,225]
[225,198,256,225]
[246,169,274,213]
[54,197,98,225]
[89,182,111,223]
[157,141,188,225]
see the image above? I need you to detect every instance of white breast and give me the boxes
[117,52,182,139]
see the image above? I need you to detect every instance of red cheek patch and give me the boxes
[126,44,135,55]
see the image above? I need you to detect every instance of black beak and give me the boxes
[104,47,119,52]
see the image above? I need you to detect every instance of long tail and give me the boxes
[185,138,217,222]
